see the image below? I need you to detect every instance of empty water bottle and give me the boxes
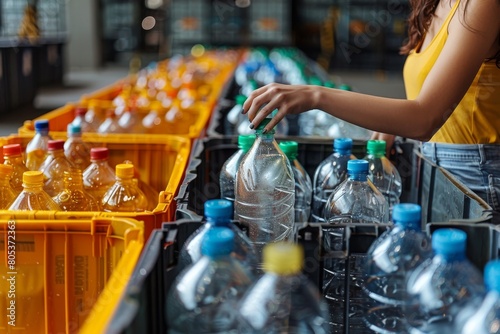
[219,135,256,203]
[364,140,402,210]
[64,123,91,171]
[279,141,312,223]
[166,227,254,333]
[177,199,257,273]
[235,118,295,270]
[311,138,356,222]
[238,242,330,333]
[455,260,500,334]
[323,159,389,332]
[363,203,433,333]
[226,95,247,135]
[406,228,485,333]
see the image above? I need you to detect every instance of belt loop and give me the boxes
[431,142,437,163]
[478,144,486,164]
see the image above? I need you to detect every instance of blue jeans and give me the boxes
[421,142,500,224]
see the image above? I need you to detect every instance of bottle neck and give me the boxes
[335,149,352,157]
[0,177,11,186]
[4,155,25,165]
[367,152,385,159]
[206,217,231,226]
[49,150,66,158]
[22,182,45,192]
[256,132,275,141]
[36,130,49,137]
[349,173,368,182]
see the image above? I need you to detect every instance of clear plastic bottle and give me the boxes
[0,165,16,209]
[64,123,91,171]
[53,169,100,211]
[406,228,486,333]
[364,140,402,211]
[455,260,500,334]
[166,227,254,333]
[72,106,96,133]
[323,159,389,332]
[122,159,158,211]
[142,101,167,134]
[101,163,148,212]
[311,138,356,222]
[238,242,330,333]
[39,139,75,197]
[84,100,106,130]
[97,108,122,134]
[219,134,256,203]
[177,199,258,273]
[118,105,145,134]
[279,141,312,223]
[8,171,61,210]
[226,95,247,135]
[363,203,433,333]
[82,147,116,205]
[235,118,295,271]
[26,119,52,171]
[3,143,29,194]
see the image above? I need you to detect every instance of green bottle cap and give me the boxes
[235,95,247,106]
[238,134,256,153]
[256,118,274,134]
[279,141,298,161]
[339,84,352,91]
[324,81,336,88]
[308,76,322,86]
[367,140,386,155]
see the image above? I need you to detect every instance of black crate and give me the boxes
[0,48,10,114]
[5,45,37,110]
[106,219,498,333]
[175,136,491,225]
[175,136,420,221]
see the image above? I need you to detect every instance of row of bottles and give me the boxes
[166,199,330,333]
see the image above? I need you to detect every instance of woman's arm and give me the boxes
[243,0,500,141]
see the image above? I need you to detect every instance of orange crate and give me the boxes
[0,133,190,238]
[0,215,143,334]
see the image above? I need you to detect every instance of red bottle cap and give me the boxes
[48,139,65,151]
[3,144,23,156]
[90,147,109,160]
[75,107,87,117]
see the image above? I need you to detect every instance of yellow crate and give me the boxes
[0,215,144,334]
[0,133,191,238]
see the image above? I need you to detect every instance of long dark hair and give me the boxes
[400,0,500,66]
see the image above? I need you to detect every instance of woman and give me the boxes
[243,0,500,221]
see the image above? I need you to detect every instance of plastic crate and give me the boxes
[0,215,144,334]
[104,218,499,333]
[175,136,492,225]
[0,133,191,238]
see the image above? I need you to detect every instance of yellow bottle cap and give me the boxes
[0,164,13,177]
[23,171,44,184]
[263,242,304,275]
[116,164,134,179]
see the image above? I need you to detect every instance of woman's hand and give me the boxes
[242,83,321,133]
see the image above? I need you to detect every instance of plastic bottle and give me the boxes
[323,159,389,332]
[72,106,96,133]
[279,141,312,223]
[238,242,330,333]
[311,138,356,222]
[82,147,116,205]
[235,118,295,270]
[177,199,258,273]
[8,171,61,210]
[226,95,247,135]
[97,108,122,134]
[122,159,158,211]
[26,119,52,171]
[3,143,29,194]
[166,227,254,333]
[405,228,486,333]
[39,139,75,197]
[363,203,433,333]
[84,100,106,131]
[53,169,100,211]
[101,163,148,212]
[364,140,402,210]
[142,101,167,134]
[219,134,256,203]
[118,105,145,134]
[455,260,500,334]
[0,165,16,209]
[64,123,91,171]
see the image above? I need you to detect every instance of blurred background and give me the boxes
[0,0,408,135]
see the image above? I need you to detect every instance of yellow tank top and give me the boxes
[403,0,500,144]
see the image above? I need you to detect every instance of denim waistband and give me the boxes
[421,142,500,163]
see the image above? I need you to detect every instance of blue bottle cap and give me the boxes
[392,203,421,229]
[34,119,49,131]
[432,228,467,260]
[334,138,353,151]
[67,123,82,135]
[204,199,233,225]
[347,159,369,174]
[200,227,235,257]
[485,260,500,292]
